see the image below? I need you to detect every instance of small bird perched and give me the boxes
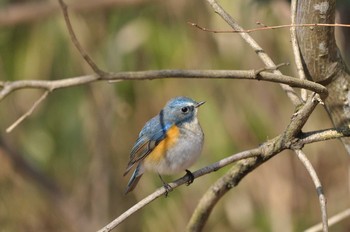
[123,96,205,194]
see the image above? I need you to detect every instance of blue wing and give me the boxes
[123,114,172,176]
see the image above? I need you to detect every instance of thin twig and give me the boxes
[305,208,350,232]
[295,150,328,232]
[6,90,49,133]
[290,0,308,102]
[254,62,289,76]
[298,126,350,145]
[58,0,105,75]
[188,22,350,34]
[205,0,302,106]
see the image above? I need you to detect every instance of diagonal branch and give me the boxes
[185,94,320,231]
[205,0,302,106]
[186,157,264,232]
[99,122,350,231]
[97,148,262,232]
[6,90,49,133]
[58,0,105,75]
[99,93,350,232]
[305,208,350,232]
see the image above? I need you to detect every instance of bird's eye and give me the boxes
[181,107,189,113]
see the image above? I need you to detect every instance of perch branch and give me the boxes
[185,94,320,231]
[99,94,350,231]
[97,148,262,232]
[99,125,349,231]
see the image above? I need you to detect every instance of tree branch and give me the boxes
[205,0,302,106]
[6,90,49,133]
[295,150,328,232]
[290,0,308,101]
[186,156,260,232]
[296,0,350,154]
[97,119,350,230]
[58,0,105,75]
[99,94,350,231]
[97,148,262,232]
[305,208,350,232]
[0,69,328,102]
[185,94,321,231]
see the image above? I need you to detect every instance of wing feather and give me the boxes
[123,115,171,176]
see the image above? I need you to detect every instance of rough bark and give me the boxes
[296,0,350,153]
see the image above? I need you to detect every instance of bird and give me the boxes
[123,96,205,195]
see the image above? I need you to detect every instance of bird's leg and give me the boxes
[184,169,194,186]
[158,173,172,197]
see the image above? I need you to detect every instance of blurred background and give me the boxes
[0,0,350,231]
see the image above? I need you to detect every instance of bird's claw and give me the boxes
[185,169,194,186]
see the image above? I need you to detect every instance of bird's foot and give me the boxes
[163,183,173,197]
[159,174,173,197]
[184,169,194,186]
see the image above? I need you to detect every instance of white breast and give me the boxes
[152,119,204,175]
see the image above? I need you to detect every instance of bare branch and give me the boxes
[290,0,307,101]
[185,94,319,231]
[279,94,321,148]
[58,0,105,75]
[99,124,349,231]
[100,94,350,231]
[0,69,328,102]
[298,126,350,145]
[186,157,260,232]
[295,150,328,232]
[305,208,350,232]
[0,74,97,101]
[205,0,302,106]
[97,149,262,232]
[6,90,49,133]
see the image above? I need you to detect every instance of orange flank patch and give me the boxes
[145,125,180,163]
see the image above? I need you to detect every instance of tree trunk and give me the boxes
[296,0,350,153]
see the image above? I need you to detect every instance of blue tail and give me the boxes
[125,163,143,194]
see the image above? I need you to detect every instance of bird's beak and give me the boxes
[195,101,206,108]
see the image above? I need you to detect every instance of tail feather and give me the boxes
[124,164,143,194]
